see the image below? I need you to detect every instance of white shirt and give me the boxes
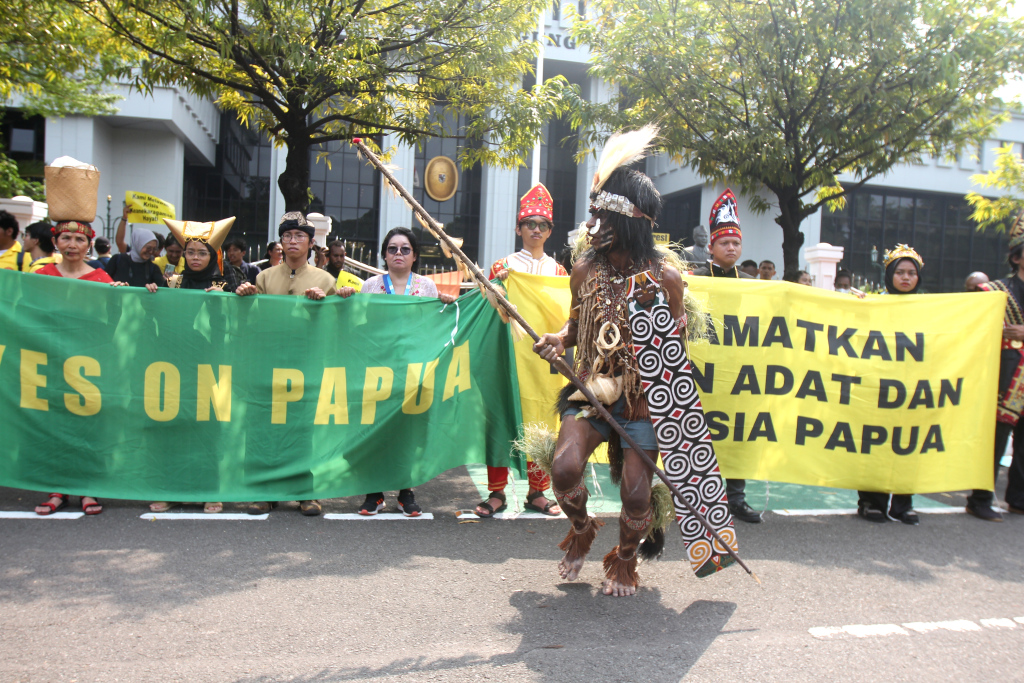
[501,249,566,277]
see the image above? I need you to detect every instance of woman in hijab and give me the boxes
[104,226,166,290]
[857,244,924,525]
[149,217,237,514]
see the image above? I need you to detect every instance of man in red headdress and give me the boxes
[692,189,760,524]
[474,184,567,519]
[692,189,754,280]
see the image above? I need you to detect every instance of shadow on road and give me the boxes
[227,596,737,683]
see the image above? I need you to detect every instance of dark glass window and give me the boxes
[659,188,703,248]
[516,115,579,261]
[182,113,272,263]
[820,185,1008,292]
[412,111,482,270]
[308,139,381,267]
[1,109,46,181]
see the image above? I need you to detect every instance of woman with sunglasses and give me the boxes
[340,227,455,516]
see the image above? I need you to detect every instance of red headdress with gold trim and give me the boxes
[709,189,741,246]
[518,184,553,223]
[51,221,95,240]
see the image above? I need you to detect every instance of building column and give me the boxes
[479,164,520,270]
[378,135,415,247]
[267,145,288,244]
[575,77,617,247]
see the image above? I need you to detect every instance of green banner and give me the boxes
[0,269,522,501]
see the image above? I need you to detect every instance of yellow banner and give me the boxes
[125,191,176,224]
[506,272,1005,493]
[687,278,1004,493]
[505,272,572,432]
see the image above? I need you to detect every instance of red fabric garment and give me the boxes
[36,263,114,282]
[486,462,550,493]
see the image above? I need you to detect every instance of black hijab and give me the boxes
[179,241,223,290]
[884,257,921,295]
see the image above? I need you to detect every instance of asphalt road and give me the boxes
[1,468,1022,683]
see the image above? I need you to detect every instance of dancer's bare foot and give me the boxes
[558,551,586,581]
[601,579,637,597]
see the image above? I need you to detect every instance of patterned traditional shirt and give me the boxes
[361,272,438,298]
[489,249,567,279]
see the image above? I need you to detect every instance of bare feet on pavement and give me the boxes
[601,579,637,597]
[558,552,586,581]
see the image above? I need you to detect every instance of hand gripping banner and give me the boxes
[627,271,737,577]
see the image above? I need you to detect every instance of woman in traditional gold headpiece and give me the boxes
[857,244,924,525]
[148,217,237,515]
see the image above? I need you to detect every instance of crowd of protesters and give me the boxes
[1,201,1021,526]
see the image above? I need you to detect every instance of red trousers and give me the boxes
[487,462,550,492]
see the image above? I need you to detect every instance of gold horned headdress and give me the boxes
[588,125,659,231]
[882,243,924,269]
[163,217,236,251]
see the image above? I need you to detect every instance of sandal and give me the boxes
[857,502,887,523]
[204,502,223,514]
[299,500,322,516]
[524,490,561,516]
[81,496,103,515]
[35,493,67,516]
[475,491,507,518]
[149,501,178,513]
[247,501,276,515]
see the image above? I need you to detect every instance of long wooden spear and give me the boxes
[351,138,758,583]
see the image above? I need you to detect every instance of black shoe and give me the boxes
[857,502,888,523]
[729,501,762,524]
[965,504,1004,522]
[358,493,385,516]
[893,510,919,526]
[397,489,422,517]
[1006,504,1024,515]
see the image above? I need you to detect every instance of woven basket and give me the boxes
[45,166,101,222]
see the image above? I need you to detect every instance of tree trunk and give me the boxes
[277,136,312,214]
[775,191,806,275]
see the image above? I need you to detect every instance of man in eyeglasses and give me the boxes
[474,184,567,521]
[489,184,568,281]
[236,211,337,517]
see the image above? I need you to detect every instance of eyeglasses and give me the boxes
[519,221,552,233]
[387,245,413,255]
[185,249,209,258]
[280,233,308,242]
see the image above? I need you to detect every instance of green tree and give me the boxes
[574,0,1024,271]
[967,144,1024,233]
[75,0,571,212]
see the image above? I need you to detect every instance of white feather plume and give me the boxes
[591,124,659,194]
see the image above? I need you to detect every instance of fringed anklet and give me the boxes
[557,516,604,558]
[602,545,640,588]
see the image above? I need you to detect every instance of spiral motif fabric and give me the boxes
[626,271,737,578]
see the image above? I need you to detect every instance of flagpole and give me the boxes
[530,9,545,187]
[351,137,758,583]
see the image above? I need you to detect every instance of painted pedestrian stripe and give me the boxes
[455,510,567,520]
[323,513,435,521]
[775,506,964,517]
[0,511,85,519]
[810,617,1023,638]
[140,513,269,520]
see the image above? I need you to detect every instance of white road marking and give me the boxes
[903,620,981,633]
[456,511,567,520]
[774,507,962,516]
[140,513,269,520]
[0,511,85,519]
[980,618,1018,629]
[812,617,1023,638]
[323,513,435,520]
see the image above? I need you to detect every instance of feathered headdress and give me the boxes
[883,243,924,269]
[589,125,659,226]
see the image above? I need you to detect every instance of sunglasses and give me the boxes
[387,245,413,255]
[519,221,552,233]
